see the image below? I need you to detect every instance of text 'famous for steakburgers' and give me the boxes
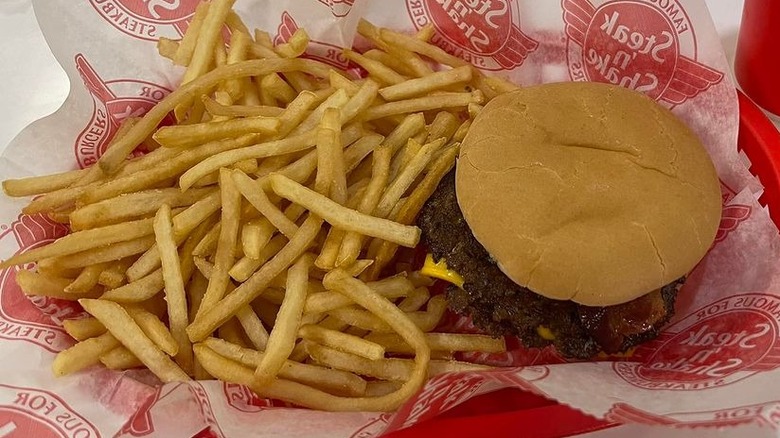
[419,81,722,359]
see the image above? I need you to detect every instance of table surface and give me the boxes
[0,0,751,154]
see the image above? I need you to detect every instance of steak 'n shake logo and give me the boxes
[90,0,200,41]
[563,0,723,105]
[74,55,172,169]
[223,383,286,412]
[0,384,100,438]
[615,293,780,390]
[405,0,538,70]
[0,215,76,353]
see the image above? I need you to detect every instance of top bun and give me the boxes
[455,82,722,307]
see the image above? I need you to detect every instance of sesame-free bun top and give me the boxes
[455,82,722,307]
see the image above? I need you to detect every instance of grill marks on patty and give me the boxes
[418,170,682,358]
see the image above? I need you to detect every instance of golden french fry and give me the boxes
[275,28,310,58]
[187,215,322,342]
[154,204,192,372]
[378,25,468,68]
[240,220,264,260]
[300,324,385,360]
[379,66,472,101]
[188,271,209,322]
[63,317,106,341]
[97,258,133,289]
[127,190,221,282]
[229,233,287,282]
[236,305,269,350]
[379,138,445,218]
[363,92,481,121]
[197,170,241,320]
[174,1,210,65]
[100,269,164,302]
[365,332,506,354]
[3,168,87,197]
[398,287,431,312]
[125,305,179,356]
[232,171,298,238]
[154,117,280,149]
[203,95,283,118]
[254,254,312,386]
[304,275,413,314]
[362,49,417,77]
[52,332,120,376]
[204,337,367,396]
[65,263,108,294]
[343,49,405,86]
[100,347,144,370]
[269,174,421,248]
[157,37,180,61]
[79,299,190,382]
[16,270,100,300]
[180,0,235,85]
[261,73,297,104]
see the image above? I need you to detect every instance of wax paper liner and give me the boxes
[1,0,780,437]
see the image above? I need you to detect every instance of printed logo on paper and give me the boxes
[318,0,355,17]
[189,384,224,438]
[405,0,538,70]
[0,215,79,353]
[615,293,780,390]
[223,383,288,412]
[0,384,101,438]
[274,12,350,69]
[563,0,724,105]
[348,414,393,438]
[90,0,201,41]
[715,204,751,243]
[74,54,172,169]
[605,401,780,428]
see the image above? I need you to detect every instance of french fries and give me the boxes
[3,3,520,412]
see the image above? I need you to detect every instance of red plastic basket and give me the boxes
[385,90,780,438]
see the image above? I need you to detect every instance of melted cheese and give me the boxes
[421,254,464,288]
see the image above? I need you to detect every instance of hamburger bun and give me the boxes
[455,81,722,307]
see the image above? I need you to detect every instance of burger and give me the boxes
[418,81,723,359]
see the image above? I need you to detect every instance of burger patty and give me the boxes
[418,170,684,359]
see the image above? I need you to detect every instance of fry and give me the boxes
[329,295,446,333]
[179,131,317,190]
[269,174,420,248]
[240,220,264,260]
[379,66,472,101]
[197,170,241,318]
[300,324,385,360]
[188,271,209,322]
[153,117,280,149]
[362,49,417,77]
[304,275,413,314]
[377,138,444,218]
[321,270,430,410]
[224,31,252,100]
[232,171,298,237]
[3,169,87,197]
[187,215,322,342]
[79,299,190,382]
[204,338,366,396]
[398,287,430,312]
[254,254,312,386]
[127,190,221,282]
[236,305,269,350]
[365,333,507,354]
[100,269,164,302]
[363,92,481,121]
[63,317,106,341]
[100,347,144,370]
[65,263,107,294]
[379,26,468,68]
[16,270,100,300]
[157,37,179,61]
[174,1,210,65]
[69,188,214,231]
[261,73,297,104]
[343,49,405,86]
[125,305,179,356]
[337,145,392,267]
[203,95,283,118]
[52,332,120,376]
[230,233,287,282]
[0,218,154,268]
[97,258,133,289]
[275,28,309,58]
[154,204,192,372]
[181,0,235,85]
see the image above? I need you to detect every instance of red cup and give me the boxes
[735,0,780,117]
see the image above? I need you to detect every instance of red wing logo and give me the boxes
[406,0,538,71]
[317,0,355,17]
[562,0,723,105]
[715,204,751,243]
[273,12,350,69]
[615,293,780,390]
[74,54,172,169]
[0,383,101,438]
[89,0,201,41]
[0,215,76,353]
